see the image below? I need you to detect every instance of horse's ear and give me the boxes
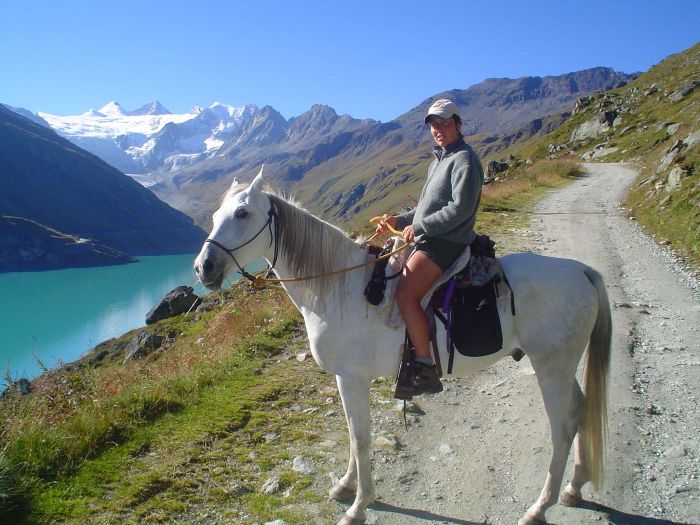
[229,177,240,193]
[249,165,264,194]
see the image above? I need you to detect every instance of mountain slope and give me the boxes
[490,42,700,264]
[28,68,634,230]
[0,104,206,257]
[147,69,633,228]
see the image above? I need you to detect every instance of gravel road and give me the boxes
[347,163,699,525]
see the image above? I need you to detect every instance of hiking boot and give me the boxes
[412,362,443,395]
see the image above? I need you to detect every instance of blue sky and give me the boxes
[2,0,699,122]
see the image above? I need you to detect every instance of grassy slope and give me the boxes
[505,42,700,265]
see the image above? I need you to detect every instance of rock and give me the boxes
[264,519,287,525]
[666,123,680,136]
[644,84,660,96]
[667,167,689,191]
[375,434,401,452]
[124,330,165,362]
[591,147,619,159]
[145,286,202,324]
[570,112,613,142]
[573,96,590,113]
[669,80,700,101]
[261,476,281,494]
[486,160,509,180]
[683,129,700,149]
[292,455,315,474]
[663,445,687,458]
[296,352,308,362]
[438,443,454,455]
[2,377,32,397]
[657,140,684,173]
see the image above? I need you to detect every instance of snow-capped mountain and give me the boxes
[37,100,255,176]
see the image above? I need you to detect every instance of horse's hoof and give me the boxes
[329,484,356,502]
[337,515,365,525]
[559,487,582,507]
[517,515,547,525]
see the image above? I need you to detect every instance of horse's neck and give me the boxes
[262,202,367,313]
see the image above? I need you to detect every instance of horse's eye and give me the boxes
[235,208,248,219]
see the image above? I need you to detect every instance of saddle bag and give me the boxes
[364,239,395,305]
[450,276,502,357]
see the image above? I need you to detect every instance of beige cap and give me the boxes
[424,98,460,123]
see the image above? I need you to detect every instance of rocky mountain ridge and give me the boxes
[18,68,635,228]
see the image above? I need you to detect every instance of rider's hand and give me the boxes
[375,215,398,234]
[402,225,414,243]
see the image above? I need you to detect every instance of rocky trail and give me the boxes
[330,163,700,525]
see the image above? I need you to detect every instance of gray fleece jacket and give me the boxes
[396,137,483,245]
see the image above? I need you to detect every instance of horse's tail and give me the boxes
[581,266,612,490]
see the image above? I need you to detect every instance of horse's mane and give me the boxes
[267,193,362,305]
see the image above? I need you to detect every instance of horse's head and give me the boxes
[194,166,272,289]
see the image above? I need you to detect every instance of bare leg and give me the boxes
[396,251,442,358]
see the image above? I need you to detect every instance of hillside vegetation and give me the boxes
[497,42,700,265]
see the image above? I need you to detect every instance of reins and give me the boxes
[206,207,411,290]
[250,221,410,289]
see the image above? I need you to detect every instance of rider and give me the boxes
[376,99,484,395]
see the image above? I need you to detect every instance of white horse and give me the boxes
[194,168,611,525]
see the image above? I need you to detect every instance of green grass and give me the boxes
[0,285,341,524]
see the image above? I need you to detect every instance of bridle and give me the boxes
[204,202,279,283]
[204,199,411,289]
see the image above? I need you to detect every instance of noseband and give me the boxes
[204,203,279,283]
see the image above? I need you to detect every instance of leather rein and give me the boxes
[204,202,411,289]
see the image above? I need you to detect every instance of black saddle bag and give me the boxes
[450,277,502,357]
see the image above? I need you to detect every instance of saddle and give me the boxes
[429,235,515,374]
[366,234,516,377]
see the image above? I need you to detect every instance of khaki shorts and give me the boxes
[415,237,467,271]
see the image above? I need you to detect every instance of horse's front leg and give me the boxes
[332,374,374,525]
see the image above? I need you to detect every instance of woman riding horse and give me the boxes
[376,98,484,396]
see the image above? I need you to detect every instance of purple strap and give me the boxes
[443,277,458,350]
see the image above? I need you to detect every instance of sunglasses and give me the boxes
[427,116,453,128]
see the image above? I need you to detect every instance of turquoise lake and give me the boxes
[0,255,261,380]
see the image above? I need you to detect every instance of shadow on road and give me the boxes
[368,500,485,524]
[578,500,696,525]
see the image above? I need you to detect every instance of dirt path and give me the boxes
[343,163,700,525]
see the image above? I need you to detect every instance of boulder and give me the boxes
[657,140,685,173]
[570,113,613,142]
[667,167,689,191]
[644,84,660,96]
[486,160,509,181]
[145,286,202,324]
[684,129,700,149]
[669,80,700,102]
[124,330,165,362]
